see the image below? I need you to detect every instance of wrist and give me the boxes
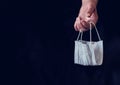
[82,0,98,7]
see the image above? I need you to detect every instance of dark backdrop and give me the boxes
[1,0,120,85]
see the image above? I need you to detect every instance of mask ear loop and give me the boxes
[90,22,92,42]
[89,22,101,41]
[77,29,83,41]
[77,22,101,41]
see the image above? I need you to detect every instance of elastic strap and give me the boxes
[77,29,83,41]
[76,22,101,41]
[90,22,92,42]
[90,22,101,41]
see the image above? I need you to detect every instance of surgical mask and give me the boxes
[74,22,103,66]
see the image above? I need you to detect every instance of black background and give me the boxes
[1,0,120,85]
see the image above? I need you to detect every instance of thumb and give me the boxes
[87,7,95,17]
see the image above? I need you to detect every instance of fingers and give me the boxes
[91,9,98,24]
[74,17,85,32]
[86,9,98,24]
[81,20,89,29]
[74,8,98,31]
[74,18,79,31]
[74,17,91,32]
[76,17,81,31]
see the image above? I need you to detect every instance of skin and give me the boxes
[74,0,98,32]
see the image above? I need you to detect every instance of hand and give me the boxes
[74,0,98,32]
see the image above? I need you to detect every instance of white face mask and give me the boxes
[74,22,103,66]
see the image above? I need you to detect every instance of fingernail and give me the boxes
[87,13,90,17]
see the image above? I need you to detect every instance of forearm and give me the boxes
[82,0,98,7]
